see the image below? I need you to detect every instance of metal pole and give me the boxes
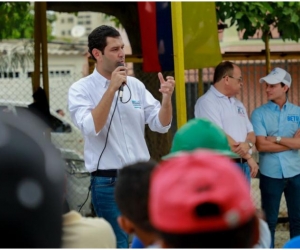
[171,2,187,128]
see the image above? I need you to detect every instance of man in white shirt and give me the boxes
[68,25,174,248]
[194,61,258,181]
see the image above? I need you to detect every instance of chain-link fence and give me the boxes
[0,72,84,155]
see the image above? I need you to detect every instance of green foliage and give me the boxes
[103,14,122,28]
[216,2,300,42]
[0,2,31,39]
[0,2,56,41]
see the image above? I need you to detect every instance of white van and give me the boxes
[0,100,84,157]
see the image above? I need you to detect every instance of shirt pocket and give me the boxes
[283,115,299,137]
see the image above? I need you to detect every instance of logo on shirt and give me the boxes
[132,100,141,109]
[287,114,299,123]
[237,106,245,117]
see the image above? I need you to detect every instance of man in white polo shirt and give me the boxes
[194,61,258,181]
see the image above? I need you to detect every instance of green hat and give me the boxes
[163,118,238,159]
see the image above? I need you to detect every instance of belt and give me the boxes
[91,169,119,177]
[233,158,247,164]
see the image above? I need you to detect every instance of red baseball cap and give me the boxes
[149,150,256,233]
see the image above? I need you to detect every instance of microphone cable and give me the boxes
[120,83,131,104]
[117,62,131,104]
[78,88,120,213]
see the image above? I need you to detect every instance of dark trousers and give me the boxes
[260,173,300,248]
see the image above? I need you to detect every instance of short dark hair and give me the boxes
[157,216,257,248]
[213,61,235,84]
[280,82,290,95]
[115,160,157,232]
[88,25,120,61]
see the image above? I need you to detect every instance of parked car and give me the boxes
[0,100,84,157]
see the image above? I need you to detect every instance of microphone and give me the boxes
[117,62,126,100]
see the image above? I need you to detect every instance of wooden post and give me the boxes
[264,31,271,75]
[33,2,41,94]
[40,2,50,102]
[198,69,204,97]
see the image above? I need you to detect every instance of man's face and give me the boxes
[101,36,125,73]
[227,65,243,96]
[265,82,288,101]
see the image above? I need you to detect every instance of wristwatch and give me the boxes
[248,141,253,149]
[276,136,282,144]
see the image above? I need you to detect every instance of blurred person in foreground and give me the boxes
[163,118,270,248]
[0,112,65,247]
[62,204,116,248]
[115,161,157,248]
[283,235,300,248]
[251,68,300,248]
[149,150,260,248]
[123,118,270,248]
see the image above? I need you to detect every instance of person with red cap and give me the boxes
[149,150,260,248]
[130,118,270,248]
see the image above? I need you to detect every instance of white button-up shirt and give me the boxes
[194,85,253,143]
[68,69,170,172]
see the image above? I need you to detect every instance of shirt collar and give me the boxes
[266,99,289,111]
[210,85,224,97]
[210,85,235,103]
[92,68,110,88]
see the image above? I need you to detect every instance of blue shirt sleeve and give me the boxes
[131,235,145,248]
[251,108,267,136]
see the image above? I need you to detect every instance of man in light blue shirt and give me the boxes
[251,67,300,248]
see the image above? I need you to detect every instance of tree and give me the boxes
[0,2,31,40]
[216,2,300,73]
[0,2,56,40]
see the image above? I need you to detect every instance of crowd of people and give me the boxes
[2,24,300,248]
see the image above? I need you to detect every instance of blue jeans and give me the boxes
[260,174,300,248]
[236,162,251,183]
[91,176,128,248]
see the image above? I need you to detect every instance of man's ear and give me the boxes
[223,75,229,86]
[284,85,289,93]
[91,48,101,61]
[117,215,135,234]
